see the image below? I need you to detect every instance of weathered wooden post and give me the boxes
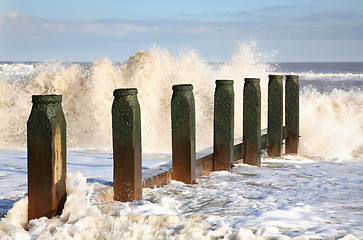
[112,88,142,202]
[171,84,196,184]
[243,78,261,166]
[267,75,284,157]
[285,75,299,154]
[27,94,66,221]
[213,80,234,171]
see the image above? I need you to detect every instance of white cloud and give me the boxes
[1,12,362,41]
[0,13,220,37]
[0,11,362,61]
[303,11,357,21]
[7,12,22,20]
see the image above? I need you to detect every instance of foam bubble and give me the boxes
[0,172,216,239]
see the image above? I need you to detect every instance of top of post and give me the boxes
[216,80,234,85]
[172,84,193,91]
[32,94,62,103]
[244,78,260,83]
[113,88,138,97]
[268,75,283,79]
[286,75,299,80]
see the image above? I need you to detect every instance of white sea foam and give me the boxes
[1,157,362,239]
[0,63,35,81]
[273,71,363,82]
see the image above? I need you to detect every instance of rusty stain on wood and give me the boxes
[27,95,66,221]
[112,88,142,202]
[171,84,196,184]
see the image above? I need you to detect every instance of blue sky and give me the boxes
[0,0,362,62]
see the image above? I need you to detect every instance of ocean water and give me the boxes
[0,43,362,239]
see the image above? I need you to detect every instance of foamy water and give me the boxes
[1,43,363,239]
[1,156,362,239]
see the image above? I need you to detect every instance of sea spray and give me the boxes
[0,42,272,152]
[2,43,361,159]
[299,88,363,159]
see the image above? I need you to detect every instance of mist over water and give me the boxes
[0,42,362,159]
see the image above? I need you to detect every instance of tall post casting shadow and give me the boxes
[27,94,66,221]
[285,75,299,154]
[243,78,261,166]
[171,84,196,184]
[267,75,284,157]
[213,80,234,171]
[112,88,142,202]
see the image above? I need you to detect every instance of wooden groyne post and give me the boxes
[213,80,234,171]
[27,95,66,221]
[112,88,142,202]
[243,78,261,166]
[171,84,196,184]
[267,75,284,157]
[25,74,301,211]
[285,75,299,154]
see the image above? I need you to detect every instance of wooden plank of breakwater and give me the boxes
[142,129,272,188]
[196,153,213,177]
[142,166,173,188]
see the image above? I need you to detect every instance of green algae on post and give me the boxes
[285,75,299,154]
[213,80,234,171]
[171,84,196,184]
[112,88,142,202]
[243,78,261,166]
[268,75,284,157]
[27,94,67,221]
